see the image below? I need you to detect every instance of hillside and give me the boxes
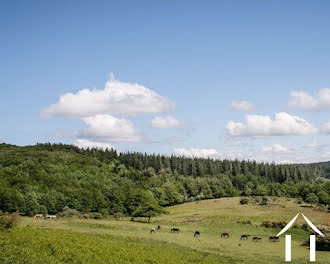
[0,143,329,217]
[1,197,329,263]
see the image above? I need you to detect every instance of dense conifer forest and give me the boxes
[0,143,329,217]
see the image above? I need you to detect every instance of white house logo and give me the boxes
[276,213,324,262]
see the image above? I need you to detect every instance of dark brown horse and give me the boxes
[194,231,200,237]
[240,234,250,240]
[157,225,161,230]
[171,228,180,233]
[252,236,262,242]
[269,236,279,242]
[221,232,230,238]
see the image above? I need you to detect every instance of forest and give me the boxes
[0,143,329,218]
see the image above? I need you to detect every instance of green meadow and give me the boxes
[1,197,329,264]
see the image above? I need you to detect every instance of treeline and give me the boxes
[0,143,329,217]
[118,152,328,183]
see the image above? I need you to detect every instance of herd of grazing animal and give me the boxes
[149,226,280,242]
[33,214,57,220]
[34,214,280,243]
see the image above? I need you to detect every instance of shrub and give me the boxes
[260,196,269,206]
[316,236,330,251]
[305,193,319,205]
[303,235,330,251]
[251,196,261,204]
[188,197,195,202]
[58,207,80,217]
[240,198,249,205]
[301,224,309,231]
[237,220,252,225]
[90,213,103,219]
[100,208,109,217]
[0,212,20,230]
[261,220,287,229]
[114,212,122,220]
[262,220,272,228]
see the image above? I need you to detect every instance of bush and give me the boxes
[237,220,252,225]
[303,235,330,251]
[100,208,109,217]
[240,198,249,205]
[301,223,309,231]
[316,236,330,251]
[114,212,122,220]
[90,213,103,219]
[305,193,319,205]
[0,212,20,230]
[260,196,269,206]
[251,196,261,204]
[58,207,80,218]
[261,220,287,229]
[188,197,195,202]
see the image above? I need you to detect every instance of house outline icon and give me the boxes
[276,213,325,262]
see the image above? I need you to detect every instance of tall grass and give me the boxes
[0,227,234,264]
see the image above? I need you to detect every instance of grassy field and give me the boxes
[1,197,329,263]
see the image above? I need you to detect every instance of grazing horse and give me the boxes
[252,236,262,242]
[46,215,57,220]
[171,228,180,233]
[194,231,200,237]
[269,236,279,242]
[34,214,44,219]
[157,225,161,230]
[150,228,156,234]
[240,234,250,240]
[221,232,229,238]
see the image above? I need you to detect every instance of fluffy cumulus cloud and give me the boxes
[78,114,143,143]
[262,144,292,153]
[151,116,180,128]
[173,148,218,158]
[231,100,255,112]
[74,139,116,150]
[288,88,330,110]
[226,112,317,137]
[41,77,175,118]
[322,121,330,134]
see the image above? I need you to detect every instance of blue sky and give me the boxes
[1,0,330,163]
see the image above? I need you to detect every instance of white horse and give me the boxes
[46,214,57,220]
[150,228,156,234]
[34,214,44,219]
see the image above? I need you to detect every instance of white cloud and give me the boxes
[173,148,218,158]
[78,114,143,143]
[288,91,318,110]
[288,88,330,110]
[231,100,255,112]
[226,112,317,137]
[262,144,292,153]
[322,121,330,134]
[74,139,116,150]
[172,146,330,164]
[41,77,175,118]
[151,116,180,128]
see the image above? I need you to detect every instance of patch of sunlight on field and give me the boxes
[0,228,232,264]
[20,197,330,264]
